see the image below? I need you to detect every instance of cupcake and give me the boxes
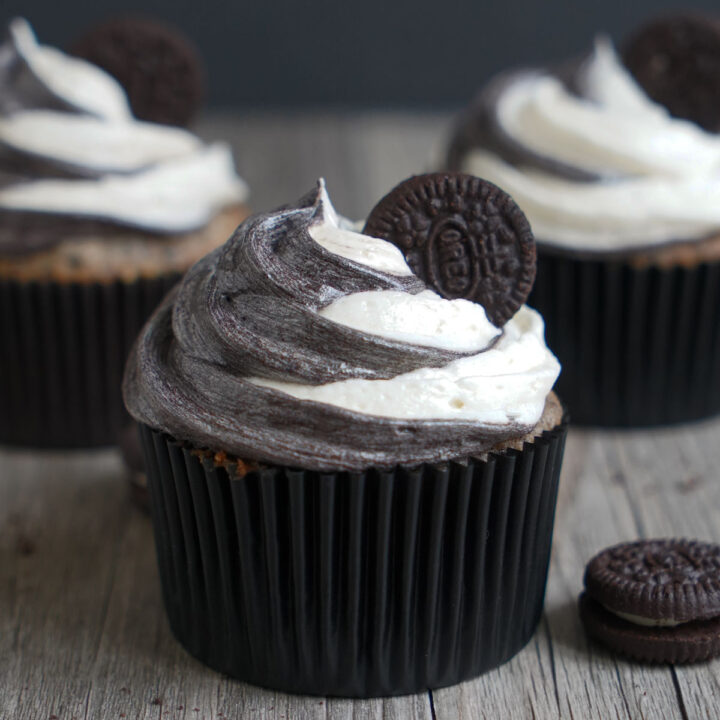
[446,16,720,426]
[0,19,249,447]
[123,174,566,696]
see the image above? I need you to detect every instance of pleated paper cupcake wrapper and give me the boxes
[0,275,179,448]
[530,251,720,427]
[140,421,568,697]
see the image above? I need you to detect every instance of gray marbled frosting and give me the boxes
[123,184,531,471]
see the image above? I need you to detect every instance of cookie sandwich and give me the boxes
[580,539,720,664]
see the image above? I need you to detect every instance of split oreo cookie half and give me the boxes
[70,17,205,127]
[623,14,720,133]
[362,173,536,328]
[580,539,720,663]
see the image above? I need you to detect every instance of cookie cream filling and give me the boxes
[462,38,720,251]
[607,608,683,628]
[0,19,248,235]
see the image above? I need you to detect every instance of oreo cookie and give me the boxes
[70,17,204,127]
[623,14,720,132]
[362,173,536,328]
[579,539,720,663]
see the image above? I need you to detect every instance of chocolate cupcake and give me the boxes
[0,19,249,447]
[446,21,720,427]
[123,176,566,696]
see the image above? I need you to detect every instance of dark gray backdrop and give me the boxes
[3,1,718,109]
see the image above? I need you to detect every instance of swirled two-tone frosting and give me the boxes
[123,181,560,471]
[450,39,720,253]
[0,19,248,253]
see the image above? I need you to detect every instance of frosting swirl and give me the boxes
[123,181,560,471]
[451,39,720,253]
[0,19,248,253]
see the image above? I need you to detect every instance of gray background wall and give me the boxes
[3,1,718,109]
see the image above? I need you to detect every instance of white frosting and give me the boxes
[319,289,501,352]
[309,182,413,276]
[581,38,672,117]
[310,222,415,276]
[464,151,720,248]
[252,305,559,422]
[0,111,202,173]
[0,145,245,233]
[1,19,248,232]
[10,18,131,121]
[464,38,720,250]
[497,74,720,178]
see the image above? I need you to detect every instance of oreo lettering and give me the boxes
[428,219,477,297]
[363,173,536,327]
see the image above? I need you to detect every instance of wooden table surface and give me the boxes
[2,113,719,720]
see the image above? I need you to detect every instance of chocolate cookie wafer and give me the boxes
[623,14,720,132]
[70,17,204,127]
[579,539,720,663]
[363,173,536,327]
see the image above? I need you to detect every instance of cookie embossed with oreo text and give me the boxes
[579,539,720,664]
[362,173,536,327]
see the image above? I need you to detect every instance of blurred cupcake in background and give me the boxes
[0,18,249,448]
[446,14,720,427]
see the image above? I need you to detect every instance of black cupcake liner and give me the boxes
[140,420,568,697]
[0,274,179,448]
[530,250,720,427]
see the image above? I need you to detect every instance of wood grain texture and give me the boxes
[433,421,720,720]
[1,113,719,719]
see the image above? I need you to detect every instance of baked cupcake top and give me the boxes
[0,18,248,255]
[123,180,560,471]
[447,37,720,253]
